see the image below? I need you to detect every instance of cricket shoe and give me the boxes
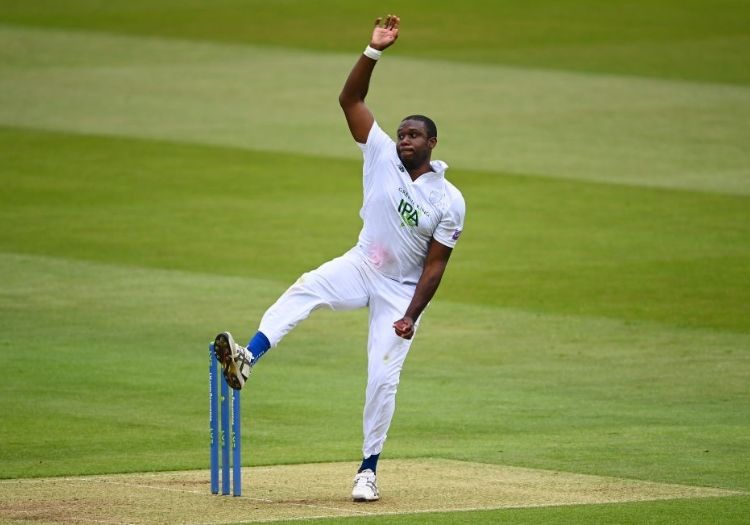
[213,331,254,390]
[352,469,379,502]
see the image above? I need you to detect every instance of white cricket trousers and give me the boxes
[258,247,418,458]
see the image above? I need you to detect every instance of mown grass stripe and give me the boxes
[1,25,748,194]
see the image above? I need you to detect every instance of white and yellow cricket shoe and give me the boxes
[213,331,254,390]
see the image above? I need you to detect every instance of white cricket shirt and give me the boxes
[355,121,466,285]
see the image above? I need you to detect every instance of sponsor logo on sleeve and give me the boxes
[452,229,462,241]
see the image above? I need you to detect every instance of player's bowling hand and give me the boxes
[393,316,415,339]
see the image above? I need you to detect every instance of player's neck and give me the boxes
[407,163,433,181]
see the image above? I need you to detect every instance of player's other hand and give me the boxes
[371,14,400,51]
[393,316,414,340]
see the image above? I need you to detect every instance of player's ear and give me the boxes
[428,137,437,150]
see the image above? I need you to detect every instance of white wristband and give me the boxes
[363,45,383,61]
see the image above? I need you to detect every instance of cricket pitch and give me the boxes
[0,459,740,524]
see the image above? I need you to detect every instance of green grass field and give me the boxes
[1,1,749,523]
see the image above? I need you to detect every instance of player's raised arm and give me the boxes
[339,15,400,143]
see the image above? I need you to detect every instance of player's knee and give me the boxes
[367,369,400,393]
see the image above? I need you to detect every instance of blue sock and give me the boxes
[358,453,380,473]
[247,331,271,361]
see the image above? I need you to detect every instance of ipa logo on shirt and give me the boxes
[397,198,419,227]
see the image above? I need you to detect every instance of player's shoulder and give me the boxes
[360,120,395,149]
[442,177,463,198]
[442,177,466,212]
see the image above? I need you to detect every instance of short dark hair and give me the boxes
[401,114,437,139]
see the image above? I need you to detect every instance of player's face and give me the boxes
[396,120,436,170]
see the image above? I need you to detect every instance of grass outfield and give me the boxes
[1,1,749,523]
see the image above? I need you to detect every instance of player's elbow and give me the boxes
[339,91,354,109]
[339,87,366,109]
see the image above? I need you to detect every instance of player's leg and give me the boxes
[258,250,369,346]
[216,250,369,390]
[353,273,419,501]
[361,290,416,460]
